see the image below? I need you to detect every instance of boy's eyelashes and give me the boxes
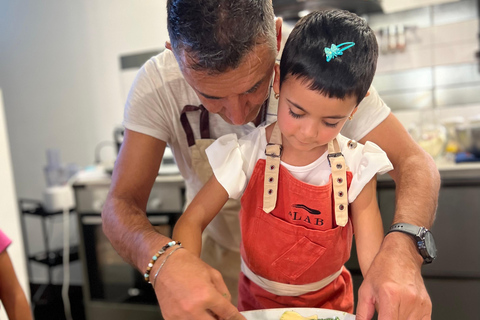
[288,108,340,128]
[288,108,303,119]
[324,122,339,128]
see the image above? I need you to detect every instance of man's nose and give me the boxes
[224,96,248,125]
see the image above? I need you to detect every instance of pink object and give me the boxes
[0,229,12,253]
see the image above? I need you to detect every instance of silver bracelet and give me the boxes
[152,244,183,288]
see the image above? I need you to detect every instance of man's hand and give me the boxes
[356,233,432,320]
[154,248,246,320]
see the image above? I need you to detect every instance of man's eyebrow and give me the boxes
[198,91,222,100]
[197,78,265,100]
[287,99,347,119]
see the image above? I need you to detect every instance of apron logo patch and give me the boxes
[289,204,324,226]
[292,204,321,215]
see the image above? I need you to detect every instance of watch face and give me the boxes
[425,231,437,259]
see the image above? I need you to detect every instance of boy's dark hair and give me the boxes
[167,0,276,74]
[280,10,378,105]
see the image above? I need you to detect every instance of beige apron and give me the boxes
[180,105,243,305]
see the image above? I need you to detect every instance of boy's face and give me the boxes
[273,65,358,154]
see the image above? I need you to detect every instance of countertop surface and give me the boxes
[72,165,184,187]
[377,157,480,182]
[76,157,480,186]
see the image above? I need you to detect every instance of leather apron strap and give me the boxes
[263,123,282,213]
[327,140,349,227]
[262,124,349,226]
[180,105,210,147]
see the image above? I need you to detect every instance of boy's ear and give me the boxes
[350,106,358,117]
[273,63,281,94]
[365,90,370,97]
[165,41,172,51]
[275,17,283,53]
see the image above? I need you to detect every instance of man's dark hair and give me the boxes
[167,0,276,74]
[280,10,378,105]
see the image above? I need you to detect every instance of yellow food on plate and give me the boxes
[279,311,341,320]
[279,311,318,320]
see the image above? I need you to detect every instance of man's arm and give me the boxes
[356,113,440,320]
[102,129,166,270]
[102,129,245,320]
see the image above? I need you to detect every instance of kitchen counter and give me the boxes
[350,156,480,320]
[73,165,185,215]
[377,157,480,182]
[73,165,184,187]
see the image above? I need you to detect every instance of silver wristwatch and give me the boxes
[387,223,437,264]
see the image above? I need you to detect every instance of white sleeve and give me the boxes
[343,140,394,203]
[123,58,171,142]
[341,86,391,141]
[205,134,248,200]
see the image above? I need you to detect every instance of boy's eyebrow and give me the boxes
[197,78,265,100]
[288,99,347,119]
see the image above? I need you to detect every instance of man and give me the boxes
[102,1,440,319]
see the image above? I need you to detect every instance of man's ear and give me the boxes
[365,90,370,97]
[273,63,281,95]
[165,41,172,51]
[275,17,283,53]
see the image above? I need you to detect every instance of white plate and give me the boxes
[241,308,355,320]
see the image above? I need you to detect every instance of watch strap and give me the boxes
[388,223,422,237]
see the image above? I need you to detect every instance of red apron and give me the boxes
[238,124,354,312]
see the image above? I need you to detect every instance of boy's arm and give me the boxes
[357,113,438,319]
[350,177,383,276]
[173,174,230,256]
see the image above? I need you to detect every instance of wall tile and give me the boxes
[433,0,478,25]
[435,84,480,106]
[373,67,433,92]
[434,63,480,86]
[376,26,434,72]
[432,19,479,45]
[377,45,434,72]
[380,90,434,110]
[367,7,432,30]
[433,42,479,65]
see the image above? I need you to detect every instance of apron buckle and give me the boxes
[327,152,343,167]
[265,143,283,158]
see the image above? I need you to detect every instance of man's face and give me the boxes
[177,44,276,125]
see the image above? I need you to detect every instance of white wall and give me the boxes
[0,89,30,320]
[0,1,169,283]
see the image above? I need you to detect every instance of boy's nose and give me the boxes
[302,122,318,140]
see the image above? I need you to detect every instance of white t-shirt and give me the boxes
[205,126,393,204]
[123,49,391,248]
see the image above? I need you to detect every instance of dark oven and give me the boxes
[74,176,185,320]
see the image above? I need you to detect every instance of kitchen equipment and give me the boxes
[241,308,355,320]
[112,126,180,175]
[73,171,185,320]
[457,114,480,158]
[441,116,465,155]
[272,0,383,20]
[410,109,447,160]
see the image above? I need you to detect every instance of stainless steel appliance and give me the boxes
[74,172,185,320]
[272,0,383,20]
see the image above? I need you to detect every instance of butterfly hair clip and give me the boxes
[324,42,355,62]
